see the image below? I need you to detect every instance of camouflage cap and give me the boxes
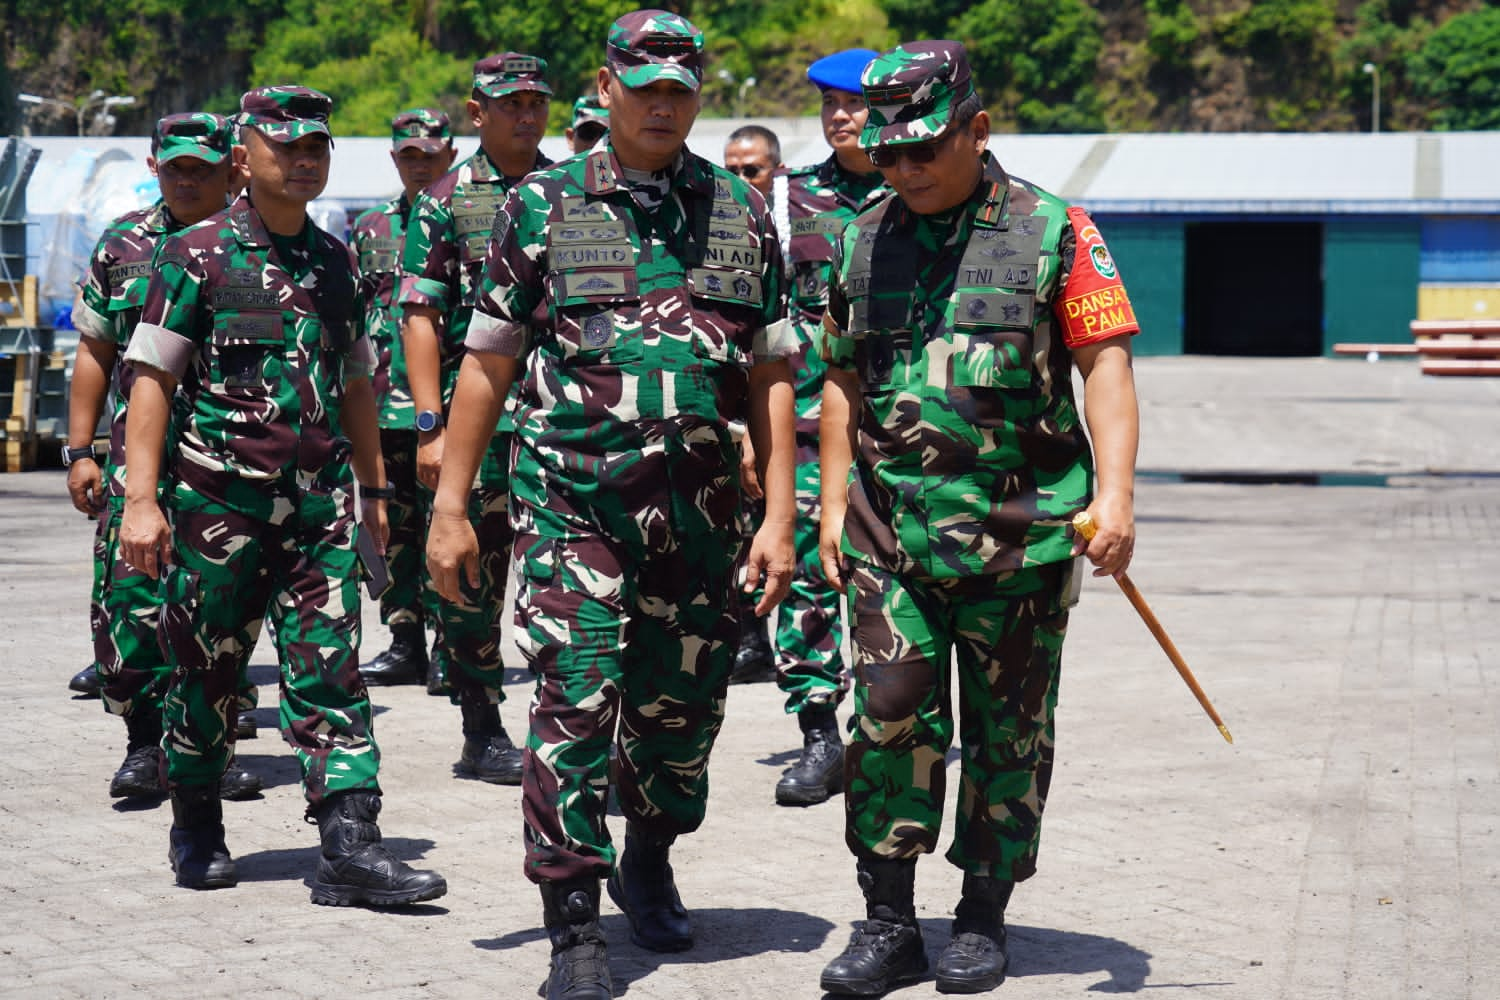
[391,108,452,153]
[859,40,976,149]
[571,94,609,130]
[152,112,234,164]
[473,53,553,98]
[606,9,704,91]
[239,85,334,144]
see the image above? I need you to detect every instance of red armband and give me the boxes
[1055,206,1140,349]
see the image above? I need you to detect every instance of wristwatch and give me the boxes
[415,409,444,433]
[61,445,98,466]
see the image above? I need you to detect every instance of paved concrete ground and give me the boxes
[1,357,1496,999]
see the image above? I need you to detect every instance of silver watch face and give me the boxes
[417,411,441,432]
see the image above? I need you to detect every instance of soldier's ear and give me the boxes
[596,67,614,106]
[232,143,249,169]
[147,156,160,179]
[969,111,990,154]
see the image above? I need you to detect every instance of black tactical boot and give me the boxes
[69,664,101,696]
[110,712,166,800]
[541,878,613,1000]
[606,825,694,952]
[309,790,447,907]
[934,874,1013,993]
[168,783,238,889]
[774,706,844,806]
[455,693,523,785]
[219,756,265,801]
[820,859,928,996]
[728,606,776,684]
[235,711,257,740]
[359,621,429,685]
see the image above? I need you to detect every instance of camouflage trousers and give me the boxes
[422,431,512,705]
[772,452,847,714]
[159,491,378,806]
[843,559,1072,882]
[512,516,741,884]
[90,494,256,722]
[377,427,433,628]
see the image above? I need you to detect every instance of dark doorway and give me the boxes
[1183,222,1323,356]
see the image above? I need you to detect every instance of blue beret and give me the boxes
[807,48,880,94]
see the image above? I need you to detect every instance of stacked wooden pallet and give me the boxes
[1,281,43,471]
[1408,319,1500,376]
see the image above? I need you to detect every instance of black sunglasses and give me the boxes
[868,138,945,169]
[727,164,766,179]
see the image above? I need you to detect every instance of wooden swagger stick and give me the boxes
[1072,512,1233,744]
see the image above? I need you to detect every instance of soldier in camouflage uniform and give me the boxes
[759,47,887,809]
[119,87,446,907]
[399,54,554,779]
[426,10,796,998]
[353,109,456,687]
[66,112,263,803]
[815,43,1141,995]
[565,94,609,154]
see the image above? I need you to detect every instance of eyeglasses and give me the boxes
[727,164,767,180]
[867,138,945,169]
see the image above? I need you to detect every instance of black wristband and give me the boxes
[61,445,98,466]
[360,484,396,500]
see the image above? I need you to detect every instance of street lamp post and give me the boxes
[1362,62,1380,134]
[17,90,136,135]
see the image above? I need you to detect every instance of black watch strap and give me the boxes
[61,445,98,466]
[360,484,396,500]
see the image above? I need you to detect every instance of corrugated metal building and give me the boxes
[16,127,1500,357]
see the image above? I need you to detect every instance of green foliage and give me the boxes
[1408,5,1500,130]
[1145,0,1200,72]
[952,0,1106,132]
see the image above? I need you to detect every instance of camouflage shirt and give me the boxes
[783,156,886,438]
[124,194,375,510]
[466,143,794,538]
[399,147,551,401]
[73,199,184,499]
[821,152,1139,578]
[352,193,414,429]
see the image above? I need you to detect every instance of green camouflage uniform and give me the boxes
[74,114,256,726]
[124,193,380,805]
[467,140,793,884]
[821,42,1140,881]
[352,193,428,628]
[772,156,885,715]
[399,142,552,703]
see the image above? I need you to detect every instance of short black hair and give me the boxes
[726,124,781,164]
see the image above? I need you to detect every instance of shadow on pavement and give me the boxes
[1005,922,1154,992]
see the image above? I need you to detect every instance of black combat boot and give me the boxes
[309,790,447,907]
[934,873,1013,993]
[235,711,257,740]
[606,825,694,952]
[774,706,844,806]
[168,782,238,889]
[820,858,928,996]
[359,621,429,685]
[110,712,166,799]
[219,755,265,801]
[455,693,523,785]
[69,664,102,696]
[541,878,613,1000]
[728,606,776,684]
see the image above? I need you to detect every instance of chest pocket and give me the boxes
[687,200,763,366]
[454,191,505,264]
[210,309,286,395]
[359,237,400,276]
[547,216,643,365]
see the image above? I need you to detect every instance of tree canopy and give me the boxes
[3,0,1495,137]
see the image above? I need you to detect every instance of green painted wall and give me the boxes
[1095,215,1183,356]
[1322,217,1421,352]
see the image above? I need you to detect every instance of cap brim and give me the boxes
[155,145,228,165]
[612,63,700,91]
[475,81,554,98]
[859,110,952,150]
[394,137,449,153]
